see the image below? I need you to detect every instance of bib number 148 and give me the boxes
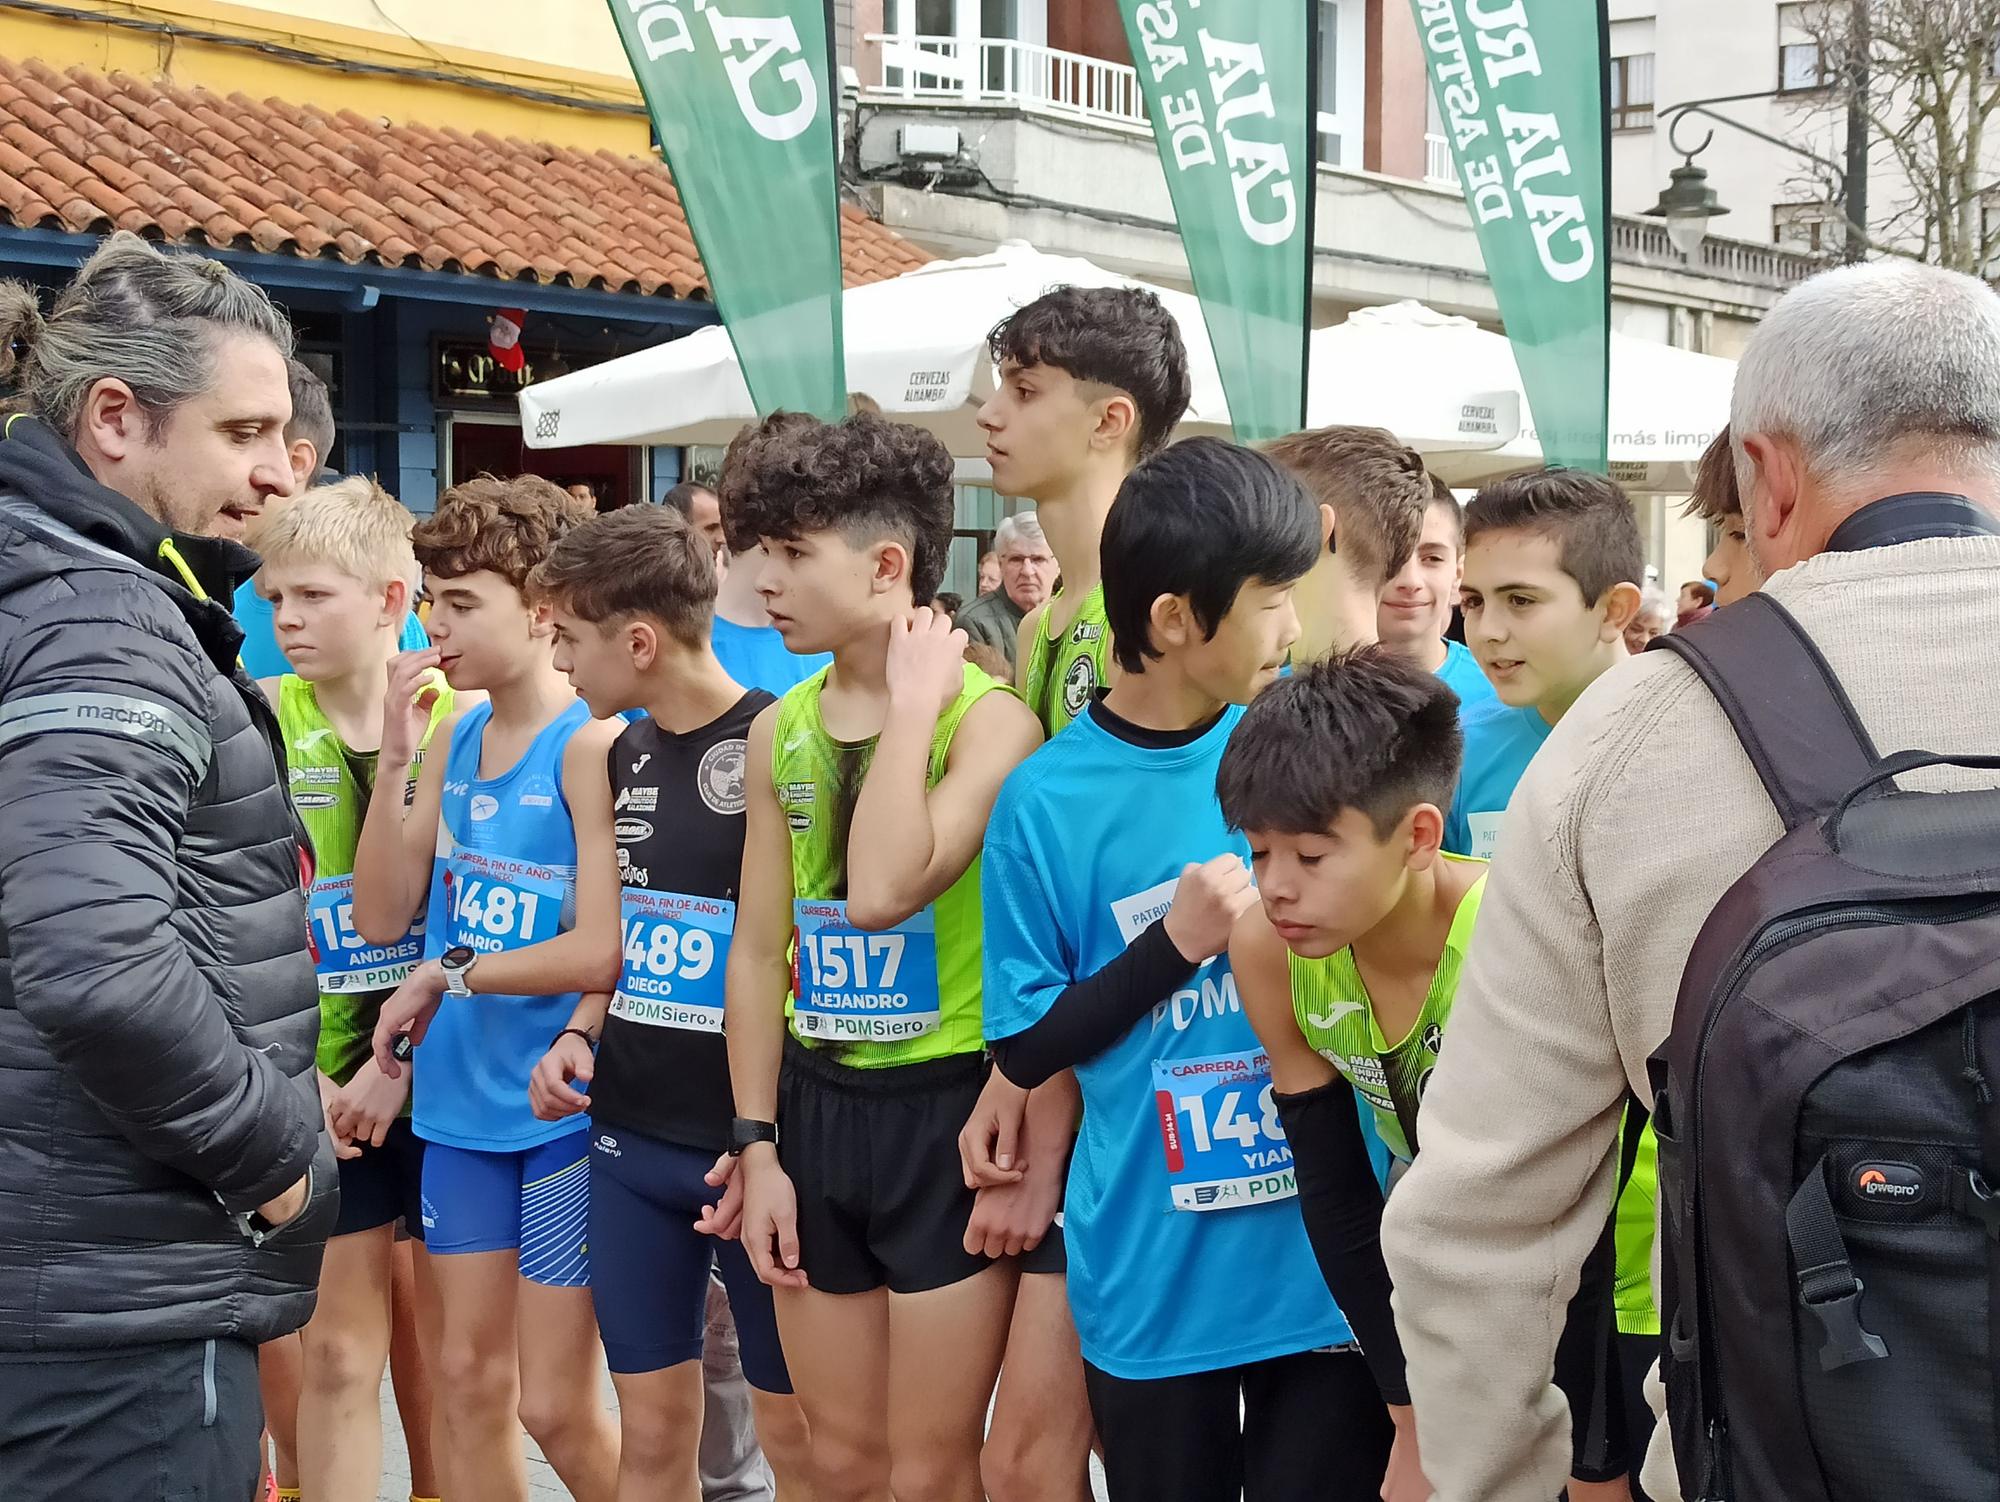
[1172,1085,1283,1156]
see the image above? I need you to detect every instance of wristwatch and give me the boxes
[439,945,478,998]
[728,1116,780,1156]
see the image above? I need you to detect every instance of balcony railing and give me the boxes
[865,34,1147,132]
[1424,132,1456,188]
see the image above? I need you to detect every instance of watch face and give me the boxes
[442,946,476,969]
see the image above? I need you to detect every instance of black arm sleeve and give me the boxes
[989,919,1198,1089]
[1275,1076,1410,1406]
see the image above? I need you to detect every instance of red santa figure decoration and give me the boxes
[488,308,527,374]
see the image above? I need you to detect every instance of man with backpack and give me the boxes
[1379,259,2000,1501]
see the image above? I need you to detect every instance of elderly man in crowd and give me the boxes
[956,510,1059,670]
[1380,260,2000,1501]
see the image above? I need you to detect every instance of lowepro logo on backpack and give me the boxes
[1851,1162,1926,1206]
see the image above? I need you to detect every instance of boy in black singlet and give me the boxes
[526,505,812,1501]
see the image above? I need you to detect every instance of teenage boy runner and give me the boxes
[720,411,1043,1502]
[1377,479,1497,711]
[968,286,1192,1501]
[1444,467,1651,1498]
[977,285,1190,731]
[354,475,623,1502]
[1224,648,1623,1502]
[982,438,1389,1502]
[521,503,813,1502]
[1445,469,1643,860]
[252,477,451,1502]
[711,524,832,695]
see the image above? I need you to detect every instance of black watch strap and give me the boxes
[729,1116,779,1155]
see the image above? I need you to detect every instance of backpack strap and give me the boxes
[1786,1155,1890,1371]
[1651,593,1881,831]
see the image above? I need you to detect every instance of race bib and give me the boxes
[443,851,571,955]
[792,899,940,1042]
[1467,811,1505,861]
[610,889,733,1033]
[308,874,424,992]
[1152,1050,1297,1212]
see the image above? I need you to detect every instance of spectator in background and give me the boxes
[1675,578,1716,628]
[233,361,430,677]
[977,548,1002,597]
[935,590,964,620]
[1623,586,1673,654]
[956,512,1059,672]
[665,480,727,559]
[1689,426,1754,607]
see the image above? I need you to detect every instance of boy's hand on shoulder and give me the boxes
[1164,854,1258,964]
[887,605,969,718]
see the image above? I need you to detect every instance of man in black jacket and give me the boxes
[0,233,334,1500]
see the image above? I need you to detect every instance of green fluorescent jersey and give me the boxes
[1023,582,1111,737]
[772,661,1007,1068]
[278,673,452,1086]
[1288,860,1487,1162]
[1617,1114,1661,1335]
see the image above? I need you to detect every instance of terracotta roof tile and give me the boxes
[0,58,929,298]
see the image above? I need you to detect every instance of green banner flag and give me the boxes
[1118,0,1316,443]
[1412,0,1609,471]
[608,0,845,420]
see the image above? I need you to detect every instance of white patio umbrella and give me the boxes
[520,243,1525,460]
[518,240,1232,458]
[1318,301,1734,491]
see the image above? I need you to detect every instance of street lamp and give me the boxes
[1644,158,1730,260]
[1648,39,1870,264]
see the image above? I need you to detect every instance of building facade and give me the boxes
[0,0,922,517]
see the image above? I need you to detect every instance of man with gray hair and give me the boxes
[0,232,331,1499]
[1378,259,2000,1500]
[956,510,1058,670]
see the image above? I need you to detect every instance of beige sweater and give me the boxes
[1380,534,2000,1502]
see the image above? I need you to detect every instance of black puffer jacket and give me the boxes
[0,417,334,1351]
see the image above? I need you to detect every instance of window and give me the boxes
[1314,0,1366,170]
[1774,201,1841,255]
[1609,53,1655,131]
[1778,4,1832,92]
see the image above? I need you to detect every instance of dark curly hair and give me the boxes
[987,285,1192,461]
[412,473,593,590]
[716,411,957,604]
[1217,646,1464,840]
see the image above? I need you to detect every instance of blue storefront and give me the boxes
[0,223,715,515]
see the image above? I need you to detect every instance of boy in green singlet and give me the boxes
[252,476,451,1502]
[716,411,1043,1501]
[1222,647,1628,1502]
[971,284,1192,1502]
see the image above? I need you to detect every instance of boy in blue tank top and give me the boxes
[1378,479,1498,713]
[980,438,1390,1502]
[352,475,623,1502]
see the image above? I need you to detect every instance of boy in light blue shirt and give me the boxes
[1444,468,1644,860]
[1378,476,1497,714]
[981,437,1391,1502]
